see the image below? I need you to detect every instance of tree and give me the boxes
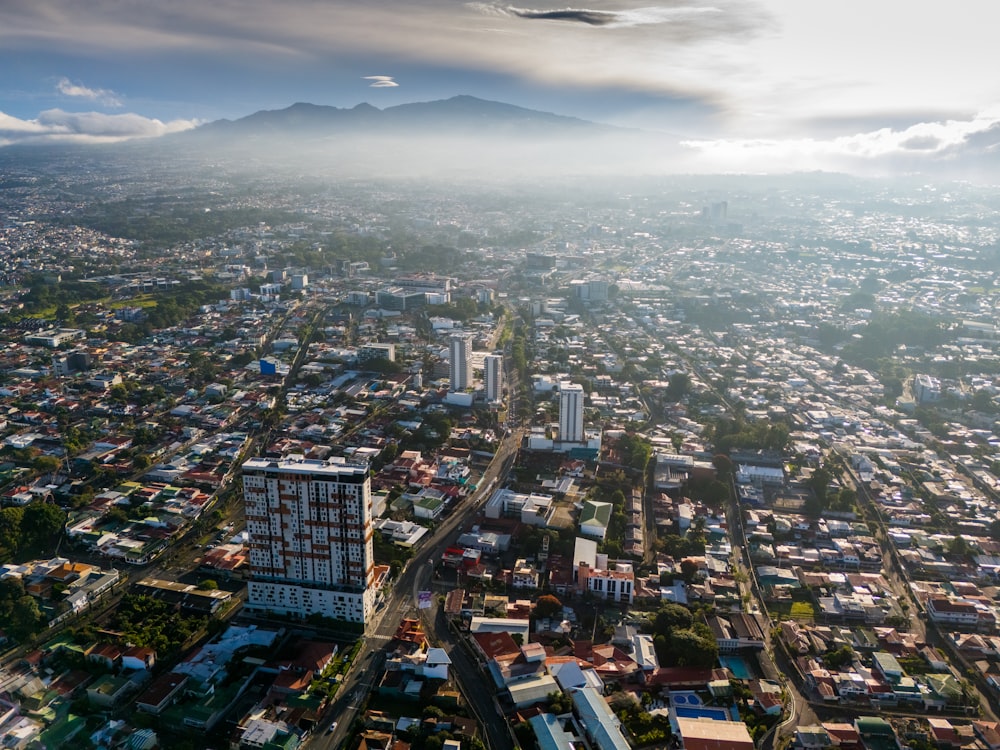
[680,559,701,583]
[668,628,718,668]
[665,372,691,401]
[617,434,652,472]
[652,603,693,634]
[804,466,833,517]
[32,455,60,474]
[0,506,24,556]
[947,535,973,558]
[534,594,563,620]
[197,579,219,591]
[0,577,44,642]
[824,645,854,669]
[21,502,66,550]
[712,454,734,480]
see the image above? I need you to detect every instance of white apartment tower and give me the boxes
[559,382,585,443]
[484,353,503,404]
[449,333,474,391]
[242,456,376,624]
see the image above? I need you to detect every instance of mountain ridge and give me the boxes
[188,94,622,139]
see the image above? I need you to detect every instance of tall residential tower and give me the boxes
[449,333,474,391]
[242,456,376,624]
[484,353,503,404]
[559,382,585,443]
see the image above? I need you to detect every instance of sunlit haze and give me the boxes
[3,0,1000,174]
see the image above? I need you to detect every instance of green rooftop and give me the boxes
[580,500,612,528]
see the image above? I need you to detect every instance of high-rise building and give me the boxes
[484,353,503,404]
[242,456,376,624]
[559,382,585,443]
[449,333,474,392]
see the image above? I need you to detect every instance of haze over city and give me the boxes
[3,0,1000,175]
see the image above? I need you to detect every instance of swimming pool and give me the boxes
[673,706,732,721]
[671,692,702,706]
[720,655,753,680]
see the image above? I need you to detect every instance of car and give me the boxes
[326,721,338,735]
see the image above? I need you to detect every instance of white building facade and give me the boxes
[559,382,585,443]
[483,353,503,404]
[449,333,474,391]
[242,456,376,624]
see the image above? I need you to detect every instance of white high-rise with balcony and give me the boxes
[559,382,585,443]
[242,456,375,624]
[484,353,503,404]
[449,333,474,391]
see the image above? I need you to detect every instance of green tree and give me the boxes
[947,535,973,557]
[668,627,718,668]
[652,603,693,634]
[21,502,66,550]
[824,645,854,669]
[804,466,833,517]
[665,372,691,401]
[0,506,25,556]
[0,577,44,642]
[32,455,61,474]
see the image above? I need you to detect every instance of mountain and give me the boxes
[169,95,684,178]
[189,95,615,140]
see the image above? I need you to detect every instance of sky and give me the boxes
[2,0,1000,173]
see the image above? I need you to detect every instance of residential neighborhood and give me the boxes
[0,157,999,750]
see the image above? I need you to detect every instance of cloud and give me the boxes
[0,109,199,147]
[500,5,725,29]
[680,109,1000,174]
[56,77,123,107]
[364,75,399,88]
[8,0,1000,147]
[507,8,617,26]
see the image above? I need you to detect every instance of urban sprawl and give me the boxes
[0,159,1000,750]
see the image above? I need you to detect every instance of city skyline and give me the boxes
[3,0,1000,175]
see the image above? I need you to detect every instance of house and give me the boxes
[121,646,156,671]
[423,648,452,680]
[927,597,995,632]
[511,559,540,590]
[413,493,446,521]
[577,562,634,604]
[794,725,833,749]
[570,687,631,750]
[579,500,612,541]
[853,717,899,750]
[973,720,1000,750]
[675,718,754,750]
[87,643,122,671]
[706,614,766,652]
[135,672,188,714]
[86,675,137,708]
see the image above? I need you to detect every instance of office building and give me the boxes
[242,456,376,624]
[449,333,474,391]
[484,353,503,404]
[559,382,585,443]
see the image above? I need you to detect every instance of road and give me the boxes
[306,426,524,749]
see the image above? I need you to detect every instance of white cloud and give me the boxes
[364,75,399,88]
[681,110,1000,174]
[56,77,123,107]
[4,0,1000,142]
[0,109,199,146]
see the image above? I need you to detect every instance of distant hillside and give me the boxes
[165,95,683,177]
[190,95,613,140]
